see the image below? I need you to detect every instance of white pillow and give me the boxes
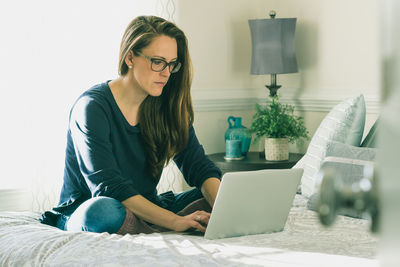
[307,156,375,218]
[325,141,377,162]
[316,141,377,187]
[294,95,366,197]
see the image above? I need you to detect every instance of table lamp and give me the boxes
[248,11,298,97]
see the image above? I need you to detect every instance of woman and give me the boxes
[40,16,221,235]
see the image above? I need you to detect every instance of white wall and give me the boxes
[178,0,380,99]
[176,0,380,154]
[0,0,167,192]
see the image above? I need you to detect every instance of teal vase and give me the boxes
[225,116,252,156]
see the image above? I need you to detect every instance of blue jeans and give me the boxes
[56,188,203,234]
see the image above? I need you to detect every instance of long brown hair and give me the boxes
[118,16,194,180]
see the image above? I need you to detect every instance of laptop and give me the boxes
[203,168,303,240]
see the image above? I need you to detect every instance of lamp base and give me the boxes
[266,84,281,97]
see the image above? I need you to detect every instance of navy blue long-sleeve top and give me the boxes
[43,81,221,223]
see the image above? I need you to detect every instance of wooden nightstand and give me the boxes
[208,152,304,175]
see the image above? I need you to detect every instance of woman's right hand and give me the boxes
[172,210,211,232]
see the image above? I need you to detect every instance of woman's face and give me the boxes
[130,35,178,97]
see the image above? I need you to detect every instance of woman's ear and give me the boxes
[125,51,134,69]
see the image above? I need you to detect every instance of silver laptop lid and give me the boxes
[204,168,303,240]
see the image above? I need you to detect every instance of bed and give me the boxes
[0,194,378,267]
[0,95,380,266]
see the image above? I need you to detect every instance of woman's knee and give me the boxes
[66,196,126,233]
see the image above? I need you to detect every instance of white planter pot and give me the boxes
[264,138,289,161]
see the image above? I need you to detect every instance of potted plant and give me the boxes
[250,96,309,161]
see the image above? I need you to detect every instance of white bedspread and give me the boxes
[0,195,379,267]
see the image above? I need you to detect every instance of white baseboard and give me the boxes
[0,188,31,211]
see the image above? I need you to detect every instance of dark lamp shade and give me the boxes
[249,18,298,75]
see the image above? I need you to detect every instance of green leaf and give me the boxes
[250,96,309,144]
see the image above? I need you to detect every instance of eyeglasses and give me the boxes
[136,51,181,74]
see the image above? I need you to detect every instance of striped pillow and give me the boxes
[293,95,366,197]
